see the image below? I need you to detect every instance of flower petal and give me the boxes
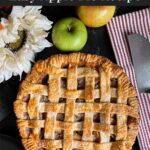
[5,56,18,71]
[30,39,52,52]
[33,16,53,30]
[0,73,4,83]
[0,48,7,60]
[0,36,6,47]
[24,6,42,15]
[10,6,24,18]
[0,66,12,82]
[4,69,12,81]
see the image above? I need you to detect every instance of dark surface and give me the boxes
[0,6,147,150]
[0,134,23,150]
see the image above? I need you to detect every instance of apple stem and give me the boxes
[67,25,73,32]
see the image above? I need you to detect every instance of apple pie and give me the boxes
[14,53,139,150]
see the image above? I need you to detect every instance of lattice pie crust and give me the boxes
[14,53,139,150]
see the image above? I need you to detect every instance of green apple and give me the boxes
[52,17,87,51]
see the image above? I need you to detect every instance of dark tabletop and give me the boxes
[0,6,147,150]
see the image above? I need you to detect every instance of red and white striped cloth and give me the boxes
[107,8,150,150]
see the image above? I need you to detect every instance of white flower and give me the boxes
[0,6,53,83]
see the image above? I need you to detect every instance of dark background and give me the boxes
[0,6,147,150]
[2,0,150,6]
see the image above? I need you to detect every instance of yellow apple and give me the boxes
[77,6,116,28]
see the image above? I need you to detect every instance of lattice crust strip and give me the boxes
[14,53,139,150]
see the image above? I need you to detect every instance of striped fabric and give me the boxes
[107,8,150,150]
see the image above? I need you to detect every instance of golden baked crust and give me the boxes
[14,53,139,150]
